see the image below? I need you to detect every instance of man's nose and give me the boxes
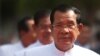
[61,27,70,34]
[46,28,51,33]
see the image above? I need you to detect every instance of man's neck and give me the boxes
[54,43,73,52]
[21,39,37,48]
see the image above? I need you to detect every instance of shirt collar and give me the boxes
[51,43,75,56]
[14,41,24,49]
[51,43,65,56]
[30,40,43,47]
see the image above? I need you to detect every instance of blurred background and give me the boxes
[0,0,100,53]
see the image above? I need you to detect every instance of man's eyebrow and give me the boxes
[54,21,63,25]
[67,20,75,24]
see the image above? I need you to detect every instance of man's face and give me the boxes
[22,19,36,46]
[26,19,36,38]
[52,10,80,50]
[37,16,52,44]
[77,26,92,45]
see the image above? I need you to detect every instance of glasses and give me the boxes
[53,24,77,29]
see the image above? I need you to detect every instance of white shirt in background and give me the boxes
[14,40,43,56]
[0,41,24,56]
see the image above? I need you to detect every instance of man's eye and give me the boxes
[68,24,76,28]
[68,24,73,26]
[56,24,62,27]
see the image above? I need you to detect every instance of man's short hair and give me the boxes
[50,4,81,24]
[34,9,51,26]
[17,16,33,33]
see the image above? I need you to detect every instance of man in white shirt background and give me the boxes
[75,18,93,49]
[33,9,53,45]
[0,16,37,56]
[24,4,100,56]
[14,9,53,56]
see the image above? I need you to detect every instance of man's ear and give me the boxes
[78,23,83,32]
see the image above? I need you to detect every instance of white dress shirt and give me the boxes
[14,40,43,56]
[24,43,100,56]
[27,40,43,48]
[0,41,24,56]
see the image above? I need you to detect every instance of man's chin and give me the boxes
[60,41,73,46]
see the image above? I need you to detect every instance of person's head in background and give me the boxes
[50,4,82,52]
[34,9,53,45]
[76,18,92,48]
[17,16,37,47]
[0,35,4,45]
[95,31,100,44]
[91,31,100,54]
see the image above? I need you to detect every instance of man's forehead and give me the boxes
[39,17,51,25]
[54,10,77,23]
[54,10,77,18]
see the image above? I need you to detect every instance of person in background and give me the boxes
[0,35,4,45]
[92,31,100,54]
[33,9,53,45]
[14,9,53,56]
[0,16,37,56]
[75,18,93,49]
